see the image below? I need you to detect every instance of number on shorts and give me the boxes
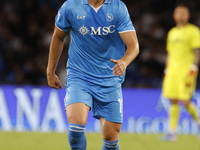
[118,99,123,113]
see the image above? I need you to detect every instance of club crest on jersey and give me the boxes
[106,13,114,22]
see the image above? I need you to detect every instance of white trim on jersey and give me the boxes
[55,24,65,32]
[89,4,103,13]
[118,30,135,33]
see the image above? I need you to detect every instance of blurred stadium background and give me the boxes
[0,0,200,150]
[0,0,200,87]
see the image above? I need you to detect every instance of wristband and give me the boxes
[190,64,198,71]
[189,64,198,76]
[164,69,168,74]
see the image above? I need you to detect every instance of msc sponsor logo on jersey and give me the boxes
[78,25,115,36]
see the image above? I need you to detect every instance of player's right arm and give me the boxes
[163,31,171,78]
[46,26,67,89]
[163,54,168,78]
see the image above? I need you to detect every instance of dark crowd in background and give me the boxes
[0,0,200,88]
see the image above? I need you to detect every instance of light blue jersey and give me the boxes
[55,0,135,87]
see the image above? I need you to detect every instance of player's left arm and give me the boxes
[185,27,200,87]
[189,48,200,77]
[111,31,139,77]
[190,27,200,71]
[185,48,200,87]
[193,48,200,66]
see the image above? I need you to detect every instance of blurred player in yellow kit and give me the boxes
[161,5,200,141]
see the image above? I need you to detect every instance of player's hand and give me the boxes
[163,69,168,80]
[110,59,127,77]
[185,65,198,87]
[47,73,62,89]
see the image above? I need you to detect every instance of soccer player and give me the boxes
[161,5,200,141]
[46,0,139,149]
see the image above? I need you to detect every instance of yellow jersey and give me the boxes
[166,23,200,74]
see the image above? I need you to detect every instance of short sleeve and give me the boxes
[191,27,200,49]
[116,2,135,33]
[55,2,71,32]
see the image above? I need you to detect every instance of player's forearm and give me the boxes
[119,31,139,67]
[193,48,200,66]
[121,44,139,67]
[46,34,65,75]
[165,55,168,67]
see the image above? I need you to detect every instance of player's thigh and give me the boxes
[64,84,92,125]
[100,117,122,141]
[163,74,179,99]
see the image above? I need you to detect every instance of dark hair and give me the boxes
[175,2,190,12]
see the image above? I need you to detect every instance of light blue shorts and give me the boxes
[64,78,123,123]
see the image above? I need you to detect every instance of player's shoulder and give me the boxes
[60,0,79,9]
[110,0,129,16]
[186,23,200,31]
[167,26,176,35]
[116,0,127,8]
[63,0,78,4]
[109,0,127,9]
[114,0,125,5]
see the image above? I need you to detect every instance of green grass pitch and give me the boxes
[0,132,200,150]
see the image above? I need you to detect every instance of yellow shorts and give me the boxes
[162,71,197,101]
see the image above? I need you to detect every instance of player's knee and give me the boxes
[102,139,119,150]
[182,101,190,108]
[103,127,120,141]
[68,124,87,150]
[103,132,119,141]
[170,99,179,105]
[67,115,86,125]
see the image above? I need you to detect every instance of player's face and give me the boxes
[173,6,190,25]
